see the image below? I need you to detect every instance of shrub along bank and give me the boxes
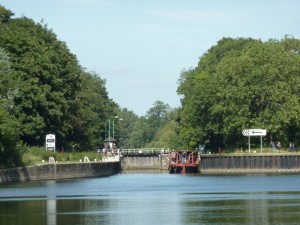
[22,147,103,166]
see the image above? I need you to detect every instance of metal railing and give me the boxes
[121,148,169,155]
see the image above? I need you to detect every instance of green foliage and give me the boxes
[116,108,140,148]
[0,47,18,110]
[145,107,182,149]
[146,120,179,149]
[0,15,83,146]
[145,100,171,142]
[116,102,184,150]
[0,5,117,153]
[124,117,150,148]
[0,47,22,169]
[178,37,300,150]
[22,146,103,166]
[0,5,13,24]
[0,108,22,168]
[68,71,115,151]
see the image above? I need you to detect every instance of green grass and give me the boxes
[22,147,103,166]
[21,146,298,167]
[218,147,294,154]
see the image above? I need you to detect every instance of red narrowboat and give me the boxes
[169,150,199,174]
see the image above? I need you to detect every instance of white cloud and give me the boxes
[57,0,117,6]
[133,24,179,33]
[146,9,246,24]
[125,82,174,90]
[100,65,131,76]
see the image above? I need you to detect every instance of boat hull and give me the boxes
[169,164,199,174]
[169,150,199,174]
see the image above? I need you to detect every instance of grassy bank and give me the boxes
[21,146,297,167]
[22,147,103,166]
[216,146,296,154]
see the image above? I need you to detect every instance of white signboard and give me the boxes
[46,134,56,152]
[242,129,266,137]
[242,129,266,153]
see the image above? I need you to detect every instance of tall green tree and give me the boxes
[0,6,118,152]
[0,8,82,147]
[116,108,140,148]
[0,47,22,168]
[178,37,300,150]
[213,40,300,146]
[68,71,115,151]
[145,100,171,143]
[125,118,150,148]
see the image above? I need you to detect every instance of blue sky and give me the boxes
[1,0,300,116]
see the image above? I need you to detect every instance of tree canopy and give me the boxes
[0,47,22,168]
[0,5,117,155]
[178,37,300,150]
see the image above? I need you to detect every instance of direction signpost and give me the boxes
[242,129,266,153]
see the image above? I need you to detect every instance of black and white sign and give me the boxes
[242,129,266,137]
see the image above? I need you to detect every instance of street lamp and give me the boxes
[113,117,123,139]
[108,116,123,149]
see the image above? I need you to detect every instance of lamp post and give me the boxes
[113,117,123,139]
[108,116,123,149]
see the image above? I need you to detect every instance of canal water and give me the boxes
[1,171,300,225]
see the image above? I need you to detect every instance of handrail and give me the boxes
[187,151,198,163]
[121,148,169,154]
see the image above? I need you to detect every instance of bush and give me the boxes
[22,147,103,166]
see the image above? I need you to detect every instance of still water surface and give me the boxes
[1,171,300,225]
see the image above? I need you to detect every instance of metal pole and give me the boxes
[105,122,107,139]
[108,118,111,149]
[248,136,250,153]
[113,118,115,139]
[261,136,262,153]
[113,116,121,139]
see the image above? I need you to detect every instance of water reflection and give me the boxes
[181,192,300,225]
[47,199,56,225]
[1,174,300,225]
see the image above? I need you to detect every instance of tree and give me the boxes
[0,5,13,24]
[0,6,119,152]
[0,47,22,168]
[0,13,82,147]
[116,108,140,148]
[178,37,300,150]
[145,100,171,142]
[146,120,179,149]
[68,71,115,151]
[213,40,300,146]
[129,120,149,148]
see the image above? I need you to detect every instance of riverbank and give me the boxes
[2,153,300,183]
[120,152,300,174]
[200,153,300,174]
[0,162,120,183]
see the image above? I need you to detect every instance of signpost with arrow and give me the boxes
[242,129,267,153]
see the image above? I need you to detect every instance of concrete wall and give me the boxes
[121,156,160,169]
[121,154,169,170]
[200,154,300,174]
[0,162,120,183]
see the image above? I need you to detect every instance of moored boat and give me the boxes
[169,150,199,174]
